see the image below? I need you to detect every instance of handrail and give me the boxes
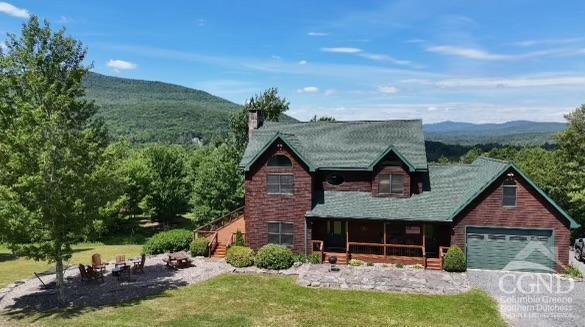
[439,246,449,270]
[193,206,244,238]
[311,240,324,263]
[208,232,219,257]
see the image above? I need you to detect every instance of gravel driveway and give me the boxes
[468,269,584,327]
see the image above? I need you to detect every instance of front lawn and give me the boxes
[10,274,506,327]
[0,243,143,289]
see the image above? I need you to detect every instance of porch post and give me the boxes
[383,222,387,258]
[422,224,426,257]
[345,220,349,254]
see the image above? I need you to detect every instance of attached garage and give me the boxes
[466,227,555,273]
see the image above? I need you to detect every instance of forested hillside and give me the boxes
[424,120,567,145]
[84,73,296,144]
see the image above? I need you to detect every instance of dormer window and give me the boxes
[267,155,292,168]
[379,174,404,195]
[502,177,517,207]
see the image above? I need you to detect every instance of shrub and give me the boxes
[349,259,365,267]
[293,254,322,264]
[190,238,209,257]
[413,264,424,270]
[563,265,583,279]
[143,229,192,255]
[226,246,255,267]
[234,230,246,246]
[443,245,467,272]
[255,244,294,270]
[366,262,374,267]
[395,263,404,269]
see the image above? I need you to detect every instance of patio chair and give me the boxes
[115,255,127,268]
[132,254,146,274]
[91,253,106,272]
[86,265,104,282]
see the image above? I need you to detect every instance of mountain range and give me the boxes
[85,73,567,146]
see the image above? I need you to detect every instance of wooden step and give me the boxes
[323,252,348,265]
[425,258,442,270]
[211,243,227,258]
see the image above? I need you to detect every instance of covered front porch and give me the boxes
[309,219,451,268]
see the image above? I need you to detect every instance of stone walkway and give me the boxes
[297,264,470,295]
[0,259,470,317]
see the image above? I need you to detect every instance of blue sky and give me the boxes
[1,1,585,123]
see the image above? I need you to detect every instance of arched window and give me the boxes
[502,177,517,207]
[267,155,292,168]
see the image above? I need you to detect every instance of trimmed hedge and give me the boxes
[443,245,467,272]
[191,238,210,257]
[143,229,192,255]
[226,246,255,267]
[255,244,294,270]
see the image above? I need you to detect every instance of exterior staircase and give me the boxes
[425,258,442,270]
[193,207,245,258]
[213,243,227,258]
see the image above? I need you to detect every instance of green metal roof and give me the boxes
[240,120,428,172]
[307,157,580,229]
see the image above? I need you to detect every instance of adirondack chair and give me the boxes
[115,255,127,268]
[91,253,106,272]
[132,254,146,274]
[79,264,104,283]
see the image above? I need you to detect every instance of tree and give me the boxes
[437,155,450,164]
[0,17,116,302]
[556,104,585,234]
[190,143,244,224]
[462,147,482,164]
[229,88,290,148]
[309,115,336,122]
[141,145,191,224]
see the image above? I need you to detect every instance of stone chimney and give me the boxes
[248,109,264,138]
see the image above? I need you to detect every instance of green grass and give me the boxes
[8,274,506,327]
[0,243,143,289]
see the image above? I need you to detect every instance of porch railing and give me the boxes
[439,246,449,269]
[193,206,244,239]
[347,242,426,258]
[208,232,219,257]
[311,240,324,263]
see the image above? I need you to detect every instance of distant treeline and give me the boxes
[424,141,557,162]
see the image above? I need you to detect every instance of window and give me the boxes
[267,174,294,194]
[267,222,294,246]
[267,155,292,168]
[502,178,517,207]
[379,174,404,195]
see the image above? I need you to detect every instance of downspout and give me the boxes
[304,218,308,256]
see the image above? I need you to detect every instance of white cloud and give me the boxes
[297,86,320,94]
[298,60,307,65]
[403,76,585,88]
[0,2,30,18]
[322,47,415,66]
[512,37,585,47]
[426,45,567,61]
[321,47,363,54]
[107,59,138,72]
[307,32,329,37]
[377,86,399,94]
[324,89,337,96]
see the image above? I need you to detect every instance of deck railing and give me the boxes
[347,242,426,258]
[439,246,449,269]
[193,206,244,239]
[311,240,324,263]
[208,232,219,257]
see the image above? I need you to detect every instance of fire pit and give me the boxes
[328,256,340,272]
